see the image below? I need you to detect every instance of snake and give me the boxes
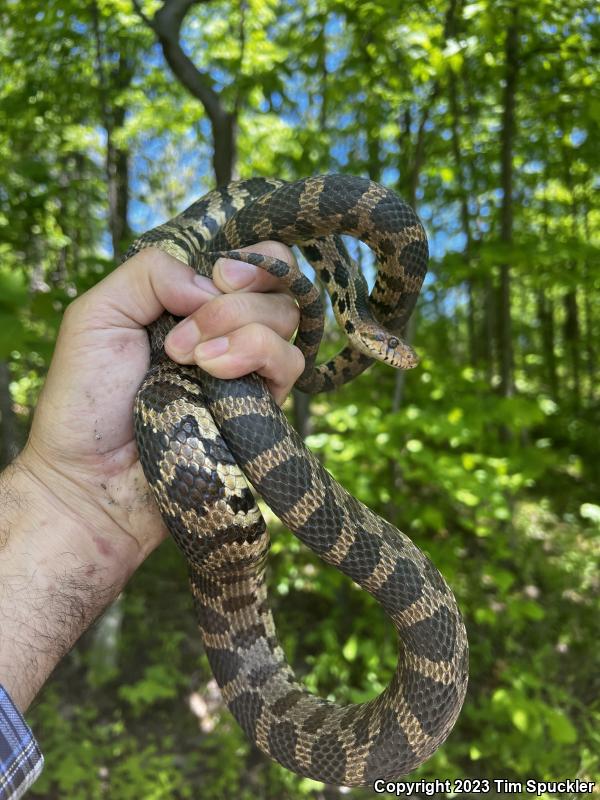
[126,174,469,787]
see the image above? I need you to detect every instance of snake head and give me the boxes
[359,329,419,370]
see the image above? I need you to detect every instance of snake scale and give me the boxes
[127,175,468,787]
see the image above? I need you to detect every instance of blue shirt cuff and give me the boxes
[0,685,44,800]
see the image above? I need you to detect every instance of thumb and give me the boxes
[80,247,221,329]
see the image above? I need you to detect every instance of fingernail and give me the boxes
[166,318,200,354]
[193,273,220,295]
[218,258,256,289]
[195,336,229,361]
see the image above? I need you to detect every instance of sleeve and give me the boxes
[0,686,44,800]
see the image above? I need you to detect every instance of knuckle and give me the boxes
[278,293,300,325]
[200,293,246,331]
[245,322,272,353]
[290,345,305,377]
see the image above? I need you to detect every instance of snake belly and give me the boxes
[129,175,468,787]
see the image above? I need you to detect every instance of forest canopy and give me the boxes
[0,0,598,798]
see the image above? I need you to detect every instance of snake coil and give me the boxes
[128,175,468,787]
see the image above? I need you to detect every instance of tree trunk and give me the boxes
[392,98,433,412]
[316,12,328,133]
[106,122,130,258]
[559,144,583,409]
[292,389,312,441]
[211,114,237,186]
[366,122,382,183]
[483,276,496,385]
[391,0,459,410]
[563,290,581,408]
[448,56,476,369]
[582,211,596,403]
[107,74,131,258]
[536,291,558,399]
[497,4,519,399]
[141,0,238,185]
[91,5,132,258]
[0,361,20,469]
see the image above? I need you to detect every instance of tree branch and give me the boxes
[135,0,236,184]
[131,0,154,29]
[233,0,247,115]
[151,0,224,125]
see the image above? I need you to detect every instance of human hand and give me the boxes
[1,242,302,709]
[21,241,303,566]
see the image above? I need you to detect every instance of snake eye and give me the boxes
[388,336,400,349]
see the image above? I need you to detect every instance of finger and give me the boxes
[165,292,300,361]
[67,248,221,330]
[192,323,305,406]
[213,241,297,294]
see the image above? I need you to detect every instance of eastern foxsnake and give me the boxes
[127,174,468,787]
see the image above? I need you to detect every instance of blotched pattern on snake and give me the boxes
[127,174,468,787]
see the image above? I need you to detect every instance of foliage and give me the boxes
[1,0,599,797]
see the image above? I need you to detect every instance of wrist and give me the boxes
[16,442,155,574]
[0,455,138,710]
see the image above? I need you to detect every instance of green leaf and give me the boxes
[580,503,600,525]
[455,489,479,507]
[343,635,358,662]
[406,439,423,453]
[512,707,528,732]
[0,268,28,311]
[0,312,25,357]
[546,709,577,744]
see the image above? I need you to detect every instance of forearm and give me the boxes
[0,456,136,711]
